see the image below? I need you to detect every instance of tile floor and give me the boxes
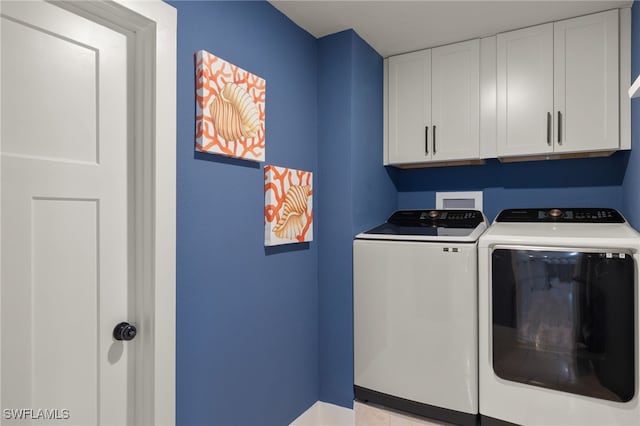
[354,401,450,426]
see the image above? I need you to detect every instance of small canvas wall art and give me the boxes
[265,165,313,246]
[195,50,266,162]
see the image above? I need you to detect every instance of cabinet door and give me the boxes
[497,23,554,157]
[388,50,431,164]
[554,10,618,153]
[431,39,480,161]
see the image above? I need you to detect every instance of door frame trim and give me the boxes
[2,1,177,424]
[109,2,176,424]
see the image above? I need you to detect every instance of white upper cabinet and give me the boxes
[497,9,619,158]
[554,9,619,153]
[387,39,479,166]
[497,23,554,157]
[388,50,431,164]
[384,8,628,167]
[431,39,480,162]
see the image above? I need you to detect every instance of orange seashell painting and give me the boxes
[265,165,313,246]
[195,50,266,162]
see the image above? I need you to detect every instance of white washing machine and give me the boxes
[479,208,640,426]
[354,209,487,426]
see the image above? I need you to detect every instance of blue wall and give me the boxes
[623,1,640,227]
[350,35,398,233]
[317,30,396,408]
[171,2,319,425]
[317,31,354,408]
[397,155,627,222]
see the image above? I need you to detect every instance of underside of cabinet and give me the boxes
[498,150,615,163]
[391,159,486,169]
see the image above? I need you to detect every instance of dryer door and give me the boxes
[491,247,635,402]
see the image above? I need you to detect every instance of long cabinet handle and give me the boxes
[557,111,562,145]
[546,112,552,146]
[433,125,437,155]
[425,126,429,154]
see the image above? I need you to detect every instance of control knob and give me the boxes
[548,208,563,218]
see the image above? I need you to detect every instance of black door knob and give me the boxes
[113,322,137,341]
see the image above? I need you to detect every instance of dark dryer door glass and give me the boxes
[491,248,635,402]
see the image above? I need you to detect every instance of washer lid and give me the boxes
[357,209,487,242]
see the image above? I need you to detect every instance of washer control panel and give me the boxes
[496,208,625,223]
[388,209,484,228]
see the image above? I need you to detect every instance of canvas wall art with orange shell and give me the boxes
[195,50,266,162]
[265,165,313,246]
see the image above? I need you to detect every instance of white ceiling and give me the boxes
[269,0,632,58]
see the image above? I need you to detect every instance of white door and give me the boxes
[554,9,619,154]
[1,1,133,425]
[431,39,480,162]
[388,49,431,164]
[497,23,554,157]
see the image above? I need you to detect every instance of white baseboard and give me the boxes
[290,401,354,426]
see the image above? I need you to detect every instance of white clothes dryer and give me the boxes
[479,208,640,426]
[354,209,487,426]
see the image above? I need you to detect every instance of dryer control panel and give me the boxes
[496,208,625,223]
